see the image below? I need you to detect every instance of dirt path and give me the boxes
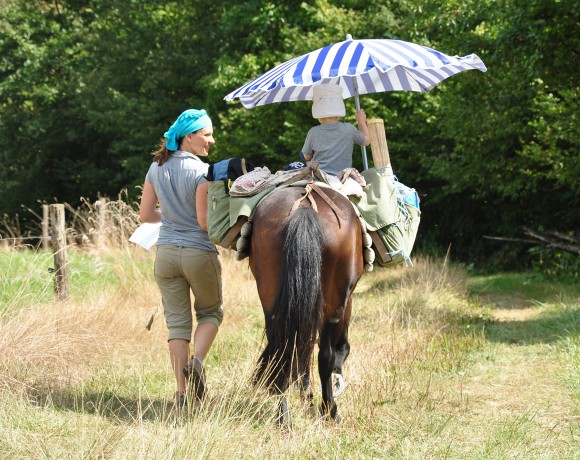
[457,291,578,454]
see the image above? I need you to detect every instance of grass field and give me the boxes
[1,246,578,459]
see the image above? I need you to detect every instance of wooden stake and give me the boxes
[49,204,69,301]
[367,119,391,169]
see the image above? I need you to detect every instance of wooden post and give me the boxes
[42,204,49,251]
[367,119,392,173]
[49,204,69,301]
[96,197,106,250]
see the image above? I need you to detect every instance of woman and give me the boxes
[139,108,223,408]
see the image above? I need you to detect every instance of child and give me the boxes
[301,82,370,176]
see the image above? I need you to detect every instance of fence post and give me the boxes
[42,204,49,251]
[49,204,69,301]
[96,197,106,250]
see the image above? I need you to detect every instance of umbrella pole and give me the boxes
[346,34,369,170]
[353,80,369,171]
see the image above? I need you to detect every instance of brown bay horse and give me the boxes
[249,183,364,424]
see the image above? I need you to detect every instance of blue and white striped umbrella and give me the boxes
[224,36,487,109]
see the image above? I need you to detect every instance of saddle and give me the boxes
[227,164,374,270]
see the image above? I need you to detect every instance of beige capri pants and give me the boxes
[154,245,223,341]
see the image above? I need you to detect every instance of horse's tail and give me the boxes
[256,206,324,392]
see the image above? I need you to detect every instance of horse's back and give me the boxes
[251,185,362,256]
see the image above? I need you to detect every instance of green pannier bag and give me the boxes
[354,168,421,267]
[206,180,275,249]
[207,181,232,246]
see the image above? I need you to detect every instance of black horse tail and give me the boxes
[256,207,324,392]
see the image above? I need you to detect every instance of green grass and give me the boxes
[468,272,580,304]
[0,249,154,313]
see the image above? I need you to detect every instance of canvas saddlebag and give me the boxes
[356,168,421,267]
[206,158,255,248]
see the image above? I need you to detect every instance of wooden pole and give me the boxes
[367,118,392,173]
[42,204,49,251]
[96,197,106,251]
[49,204,69,301]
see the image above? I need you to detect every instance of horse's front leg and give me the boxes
[318,323,339,421]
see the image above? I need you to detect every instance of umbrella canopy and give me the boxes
[224,36,487,109]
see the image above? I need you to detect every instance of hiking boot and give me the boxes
[183,358,206,401]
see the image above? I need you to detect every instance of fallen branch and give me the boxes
[484,229,580,255]
[523,228,580,254]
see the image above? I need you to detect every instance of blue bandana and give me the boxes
[163,109,212,151]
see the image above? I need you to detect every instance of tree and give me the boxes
[390,0,579,268]
[0,0,223,214]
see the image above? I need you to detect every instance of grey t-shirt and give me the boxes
[145,151,216,251]
[301,122,365,175]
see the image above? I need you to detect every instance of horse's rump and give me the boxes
[249,186,364,393]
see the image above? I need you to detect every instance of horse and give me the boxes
[249,181,364,424]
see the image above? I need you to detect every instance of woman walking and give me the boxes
[139,109,223,408]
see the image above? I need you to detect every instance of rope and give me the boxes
[291,183,319,214]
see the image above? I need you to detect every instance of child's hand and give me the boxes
[355,109,367,124]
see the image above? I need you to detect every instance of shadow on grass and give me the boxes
[467,273,579,345]
[359,269,579,346]
[26,383,281,427]
[450,302,579,345]
[481,306,579,345]
[29,388,176,423]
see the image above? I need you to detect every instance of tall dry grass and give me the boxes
[0,189,140,252]
[0,240,470,406]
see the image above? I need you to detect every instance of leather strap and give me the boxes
[311,183,347,221]
[290,181,347,227]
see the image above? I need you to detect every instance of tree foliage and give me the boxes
[0,0,577,271]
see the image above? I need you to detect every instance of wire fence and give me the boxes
[1,196,142,300]
[0,236,51,241]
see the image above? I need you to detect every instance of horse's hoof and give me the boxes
[319,406,340,424]
[277,412,293,429]
[332,373,345,398]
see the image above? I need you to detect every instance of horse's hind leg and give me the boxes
[318,321,340,421]
[331,295,352,398]
[278,394,291,427]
